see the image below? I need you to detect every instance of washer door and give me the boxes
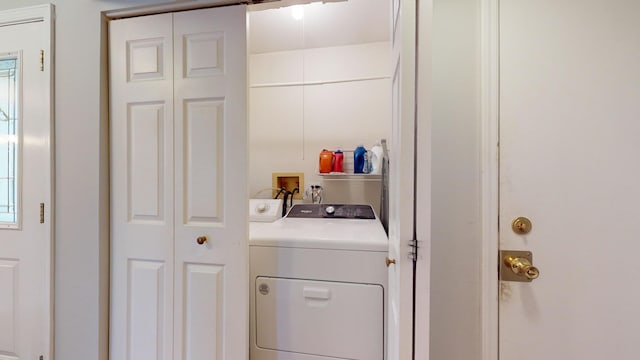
[255,277,384,359]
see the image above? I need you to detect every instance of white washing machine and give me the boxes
[249,204,388,360]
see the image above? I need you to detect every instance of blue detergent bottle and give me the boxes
[354,145,367,173]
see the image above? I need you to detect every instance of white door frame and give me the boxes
[415,0,432,358]
[480,0,500,359]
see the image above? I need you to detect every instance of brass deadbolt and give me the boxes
[512,217,532,235]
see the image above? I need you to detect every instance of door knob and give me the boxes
[500,250,540,282]
[386,257,396,267]
[196,236,208,245]
[504,255,539,279]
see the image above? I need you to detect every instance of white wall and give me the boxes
[0,1,169,359]
[249,42,391,209]
[431,0,482,359]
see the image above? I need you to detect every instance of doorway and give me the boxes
[109,6,248,359]
[246,0,391,210]
[106,1,427,359]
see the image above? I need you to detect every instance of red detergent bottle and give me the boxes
[333,150,344,172]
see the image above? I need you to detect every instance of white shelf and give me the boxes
[315,140,387,181]
[317,172,381,181]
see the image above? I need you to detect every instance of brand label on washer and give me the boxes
[259,283,269,295]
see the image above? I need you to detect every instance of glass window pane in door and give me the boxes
[0,57,18,225]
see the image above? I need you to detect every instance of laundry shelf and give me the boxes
[316,172,382,181]
[316,140,387,181]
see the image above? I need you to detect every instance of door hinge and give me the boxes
[40,50,44,71]
[40,203,45,224]
[409,239,418,262]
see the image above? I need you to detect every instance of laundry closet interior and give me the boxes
[108,1,392,359]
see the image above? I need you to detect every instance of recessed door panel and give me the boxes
[0,260,18,356]
[183,98,224,225]
[184,32,224,78]
[128,101,165,222]
[127,260,166,360]
[128,38,166,82]
[182,264,224,360]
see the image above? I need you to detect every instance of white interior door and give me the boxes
[110,5,247,360]
[110,13,175,360]
[388,0,416,359]
[0,5,53,360]
[172,6,247,360]
[499,0,640,358]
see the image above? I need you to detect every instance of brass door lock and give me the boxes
[500,250,540,282]
[512,217,532,235]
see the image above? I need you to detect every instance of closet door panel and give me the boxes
[183,98,224,225]
[128,101,165,221]
[128,260,167,360]
[182,263,224,359]
[173,5,248,360]
[110,13,175,360]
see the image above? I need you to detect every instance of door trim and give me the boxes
[414,0,432,359]
[105,0,258,19]
[0,4,50,26]
[480,0,499,359]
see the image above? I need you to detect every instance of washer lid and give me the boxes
[249,216,388,252]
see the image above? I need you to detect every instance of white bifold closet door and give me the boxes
[109,6,248,360]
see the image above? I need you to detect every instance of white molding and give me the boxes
[414,0,432,359]
[44,5,54,360]
[105,0,260,19]
[249,75,390,88]
[480,0,499,360]
[248,0,343,12]
[0,4,51,26]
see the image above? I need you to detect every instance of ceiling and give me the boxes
[248,0,390,54]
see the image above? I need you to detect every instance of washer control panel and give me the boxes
[249,199,283,222]
[286,204,375,219]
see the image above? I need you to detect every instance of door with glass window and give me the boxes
[0,5,54,360]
